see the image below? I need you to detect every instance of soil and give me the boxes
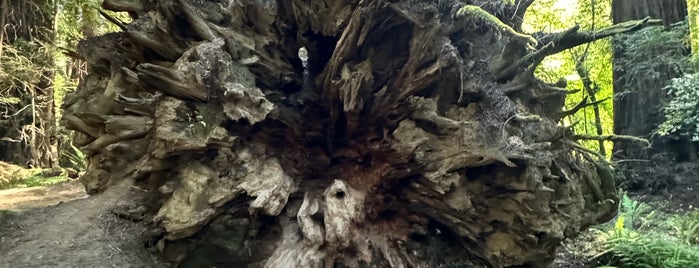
[0,180,88,211]
[632,162,699,214]
[0,180,166,268]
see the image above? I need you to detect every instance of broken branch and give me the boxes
[539,17,663,57]
[560,97,609,118]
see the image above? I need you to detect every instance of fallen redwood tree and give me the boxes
[61,0,660,267]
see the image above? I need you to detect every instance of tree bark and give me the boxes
[62,1,657,267]
[611,0,688,162]
[612,0,687,26]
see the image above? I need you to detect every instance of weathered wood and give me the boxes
[61,0,659,267]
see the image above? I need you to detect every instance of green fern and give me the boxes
[62,143,86,171]
[671,210,699,245]
[601,216,699,268]
[619,191,652,229]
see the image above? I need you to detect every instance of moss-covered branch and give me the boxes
[496,18,661,83]
[457,5,537,48]
[538,17,663,57]
[571,134,650,146]
[566,140,610,164]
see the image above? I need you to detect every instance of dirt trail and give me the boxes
[0,180,165,268]
[0,180,88,211]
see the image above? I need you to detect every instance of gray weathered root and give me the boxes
[61,0,629,267]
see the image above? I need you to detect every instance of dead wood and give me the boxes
[60,1,657,267]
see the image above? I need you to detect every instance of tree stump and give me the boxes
[62,0,658,266]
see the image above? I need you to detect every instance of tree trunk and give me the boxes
[611,0,688,162]
[62,1,658,267]
[612,0,687,25]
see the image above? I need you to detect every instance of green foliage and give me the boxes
[687,0,699,62]
[0,41,51,95]
[658,73,699,141]
[0,162,34,189]
[670,210,699,245]
[0,161,69,190]
[593,195,699,268]
[61,142,86,171]
[614,21,692,97]
[601,217,699,268]
[55,0,126,47]
[619,191,652,229]
[6,174,70,189]
[524,0,615,156]
[613,20,699,152]
[0,96,21,105]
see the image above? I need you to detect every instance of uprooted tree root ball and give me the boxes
[61,0,659,267]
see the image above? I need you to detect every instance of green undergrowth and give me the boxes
[570,191,699,268]
[601,216,699,268]
[0,162,71,190]
[5,174,71,189]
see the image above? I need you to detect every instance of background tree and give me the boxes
[53,0,126,170]
[689,0,699,56]
[0,0,59,167]
[611,0,689,161]
[611,0,696,190]
[0,0,125,169]
[524,0,616,157]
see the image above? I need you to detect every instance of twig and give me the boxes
[560,97,609,118]
[613,159,651,163]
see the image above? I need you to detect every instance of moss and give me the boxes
[457,5,537,49]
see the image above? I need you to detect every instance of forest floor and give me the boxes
[551,162,699,268]
[0,180,87,211]
[0,164,697,268]
[0,180,166,268]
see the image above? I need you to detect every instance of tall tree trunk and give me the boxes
[612,0,687,25]
[62,1,659,267]
[611,0,688,162]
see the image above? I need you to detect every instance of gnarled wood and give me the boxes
[61,0,658,267]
